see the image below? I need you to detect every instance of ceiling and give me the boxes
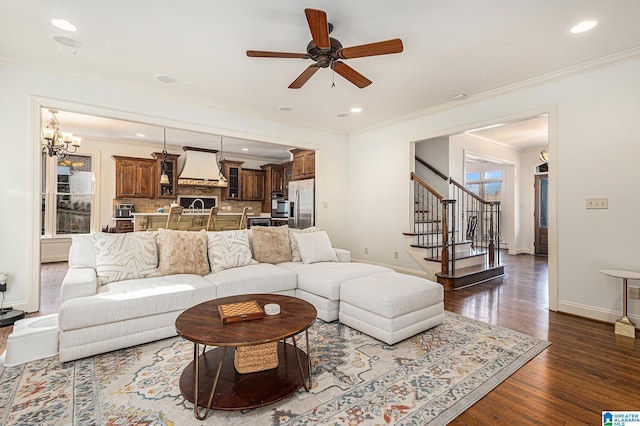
[4,1,640,149]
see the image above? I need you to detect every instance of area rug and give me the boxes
[0,312,549,425]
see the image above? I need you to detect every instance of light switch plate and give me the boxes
[586,197,608,209]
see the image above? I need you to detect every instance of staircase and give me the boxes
[406,170,504,291]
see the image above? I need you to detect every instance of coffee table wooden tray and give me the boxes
[218,300,264,323]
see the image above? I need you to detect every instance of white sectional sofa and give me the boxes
[59,226,443,362]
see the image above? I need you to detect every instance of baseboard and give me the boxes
[558,300,640,329]
[350,258,427,278]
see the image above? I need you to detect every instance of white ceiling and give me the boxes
[4,1,640,151]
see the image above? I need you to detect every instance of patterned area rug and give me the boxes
[0,312,549,425]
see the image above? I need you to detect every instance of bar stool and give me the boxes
[206,207,218,231]
[238,207,249,230]
[166,205,183,230]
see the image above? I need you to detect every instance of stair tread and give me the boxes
[425,248,486,262]
[411,241,474,249]
[436,263,505,279]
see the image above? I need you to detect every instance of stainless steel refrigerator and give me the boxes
[288,178,315,229]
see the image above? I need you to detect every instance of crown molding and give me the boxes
[0,56,348,137]
[350,47,640,136]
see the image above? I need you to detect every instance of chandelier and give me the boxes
[42,109,81,158]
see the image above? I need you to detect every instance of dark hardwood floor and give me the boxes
[447,254,640,425]
[1,256,639,424]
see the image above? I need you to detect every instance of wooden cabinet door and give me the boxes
[241,170,265,201]
[114,156,155,198]
[136,160,155,198]
[282,161,293,198]
[116,160,137,197]
[290,149,315,180]
[220,160,243,200]
[152,152,179,199]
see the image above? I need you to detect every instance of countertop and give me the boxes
[131,211,251,216]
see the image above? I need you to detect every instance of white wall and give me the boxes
[349,58,640,326]
[0,61,348,312]
[414,136,449,196]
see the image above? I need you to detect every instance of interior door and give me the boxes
[534,174,548,255]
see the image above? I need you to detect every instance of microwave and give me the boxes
[114,204,134,218]
[271,193,289,218]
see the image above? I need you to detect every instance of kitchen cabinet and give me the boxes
[261,163,284,212]
[113,156,155,198]
[220,160,244,200]
[282,161,293,199]
[151,152,180,199]
[241,169,265,201]
[290,149,315,180]
[261,164,284,193]
[114,219,134,233]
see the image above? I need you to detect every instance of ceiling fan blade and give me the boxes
[332,61,372,88]
[246,50,309,59]
[305,8,330,50]
[336,38,404,59]
[289,64,320,89]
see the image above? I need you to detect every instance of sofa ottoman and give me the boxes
[339,272,444,345]
[278,262,393,321]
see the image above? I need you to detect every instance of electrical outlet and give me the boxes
[629,286,640,299]
[364,247,368,255]
[586,197,608,209]
[394,251,399,259]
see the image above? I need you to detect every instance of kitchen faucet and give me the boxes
[188,198,205,211]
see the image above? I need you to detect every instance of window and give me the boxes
[41,153,96,236]
[465,168,503,200]
[465,166,506,246]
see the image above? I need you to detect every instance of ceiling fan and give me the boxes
[246,8,403,89]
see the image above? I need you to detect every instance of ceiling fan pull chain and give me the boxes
[331,62,336,88]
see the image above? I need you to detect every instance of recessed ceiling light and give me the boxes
[155,74,176,83]
[570,20,598,34]
[241,148,249,151]
[135,133,146,137]
[452,93,467,101]
[51,35,82,48]
[51,19,77,32]
[350,107,362,113]
[337,113,348,118]
[278,106,293,112]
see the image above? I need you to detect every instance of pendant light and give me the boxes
[159,128,170,184]
[218,136,228,185]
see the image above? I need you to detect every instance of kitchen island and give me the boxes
[132,211,249,232]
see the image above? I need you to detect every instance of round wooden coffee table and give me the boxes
[175,293,317,419]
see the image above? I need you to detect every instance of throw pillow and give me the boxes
[207,230,257,273]
[157,228,210,276]
[251,225,292,264]
[292,230,339,264]
[289,226,320,262]
[94,232,160,285]
[69,234,97,269]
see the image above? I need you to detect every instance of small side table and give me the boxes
[600,269,640,338]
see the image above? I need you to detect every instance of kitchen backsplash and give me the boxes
[114,187,263,214]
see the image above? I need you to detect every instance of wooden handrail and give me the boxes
[415,156,448,181]
[449,177,490,204]
[410,172,444,201]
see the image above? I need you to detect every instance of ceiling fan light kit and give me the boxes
[247,8,403,89]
